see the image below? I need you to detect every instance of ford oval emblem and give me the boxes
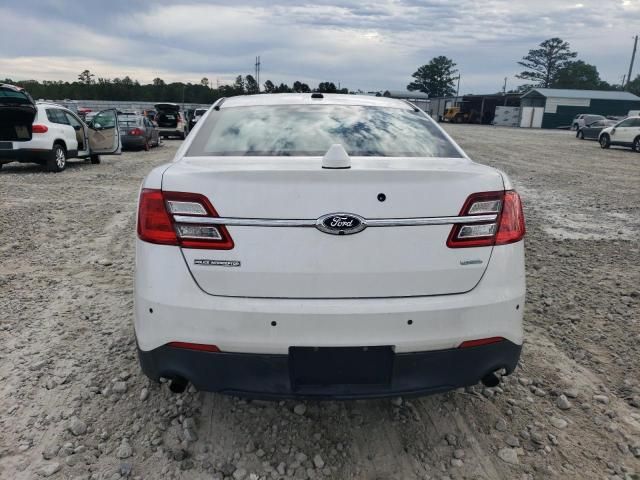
[316,213,367,235]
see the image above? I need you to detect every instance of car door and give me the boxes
[47,109,78,153]
[64,111,89,154]
[88,109,121,155]
[610,118,635,145]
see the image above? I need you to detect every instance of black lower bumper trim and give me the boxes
[138,341,522,399]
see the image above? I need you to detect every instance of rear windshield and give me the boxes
[119,118,141,127]
[187,105,462,157]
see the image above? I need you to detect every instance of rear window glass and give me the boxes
[120,118,141,127]
[0,86,33,105]
[187,105,462,158]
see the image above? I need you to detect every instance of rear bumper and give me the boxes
[138,340,522,399]
[121,136,146,148]
[0,147,49,162]
[158,128,183,137]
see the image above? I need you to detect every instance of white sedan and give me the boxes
[134,93,526,398]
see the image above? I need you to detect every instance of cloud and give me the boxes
[1,0,637,93]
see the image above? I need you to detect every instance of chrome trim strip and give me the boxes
[173,214,497,227]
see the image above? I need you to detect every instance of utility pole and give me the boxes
[255,56,261,92]
[626,35,638,90]
[456,75,461,97]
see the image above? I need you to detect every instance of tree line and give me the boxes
[4,37,639,103]
[407,37,640,97]
[1,72,349,104]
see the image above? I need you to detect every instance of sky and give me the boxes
[0,0,638,94]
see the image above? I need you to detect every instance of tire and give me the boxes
[633,137,640,152]
[90,155,101,164]
[47,143,67,172]
[599,134,610,149]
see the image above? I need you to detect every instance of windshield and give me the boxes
[187,105,462,157]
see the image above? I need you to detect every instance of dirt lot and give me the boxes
[1,126,639,480]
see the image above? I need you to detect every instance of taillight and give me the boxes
[447,190,525,248]
[128,128,143,136]
[137,189,177,245]
[32,124,48,133]
[137,189,234,249]
[495,191,526,245]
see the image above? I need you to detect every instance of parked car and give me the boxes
[155,103,188,139]
[119,114,160,151]
[576,119,618,140]
[189,108,208,130]
[135,93,526,398]
[0,84,121,172]
[599,116,640,151]
[572,114,605,130]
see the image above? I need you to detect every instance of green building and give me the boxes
[519,88,640,129]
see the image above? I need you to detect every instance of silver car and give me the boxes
[118,115,160,151]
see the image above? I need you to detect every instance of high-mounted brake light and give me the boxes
[137,189,234,249]
[32,124,48,133]
[447,190,525,248]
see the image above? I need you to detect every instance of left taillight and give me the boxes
[32,124,48,133]
[137,189,234,249]
[447,190,525,248]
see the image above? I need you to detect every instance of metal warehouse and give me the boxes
[520,88,640,129]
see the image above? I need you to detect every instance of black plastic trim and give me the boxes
[138,340,522,399]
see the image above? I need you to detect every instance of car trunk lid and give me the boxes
[163,157,504,299]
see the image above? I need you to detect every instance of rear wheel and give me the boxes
[633,137,640,152]
[90,155,101,164]
[47,143,67,172]
[599,134,610,149]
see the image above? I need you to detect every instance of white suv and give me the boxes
[135,94,526,398]
[0,85,121,172]
[599,116,640,151]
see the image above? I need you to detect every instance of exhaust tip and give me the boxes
[169,376,188,393]
[481,372,501,388]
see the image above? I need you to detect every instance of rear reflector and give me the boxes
[32,124,48,133]
[168,342,220,352]
[458,337,505,348]
[448,190,525,248]
[137,189,234,249]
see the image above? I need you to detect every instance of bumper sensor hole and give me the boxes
[516,304,520,310]
[407,319,413,325]
[149,308,153,314]
[271,321,277,327]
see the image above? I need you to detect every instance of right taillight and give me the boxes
[137,189,234,249]
[32,124,48,133]
[447,190,525,248]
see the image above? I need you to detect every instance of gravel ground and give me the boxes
[0,127,639,480]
